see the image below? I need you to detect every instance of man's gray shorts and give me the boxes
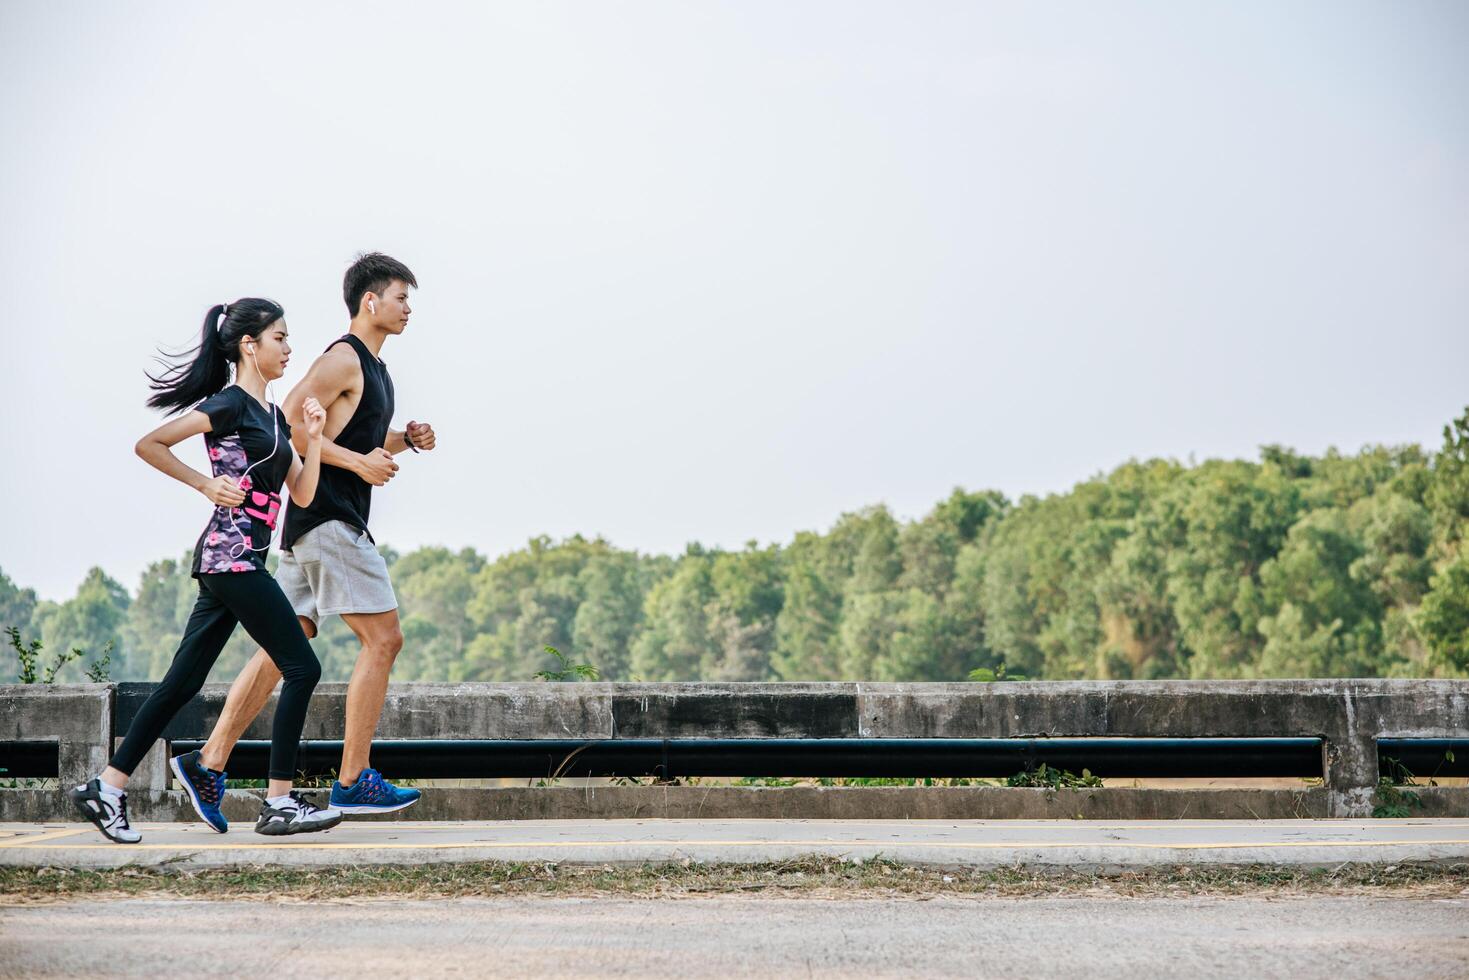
[277,520,398,628]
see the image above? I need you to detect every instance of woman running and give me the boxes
[68,299,340,842]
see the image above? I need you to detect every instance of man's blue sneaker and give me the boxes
[169,749,228,833]
[330,768,421,814]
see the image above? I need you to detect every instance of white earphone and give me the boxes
[368,298,377,314]
[224,342,281,559]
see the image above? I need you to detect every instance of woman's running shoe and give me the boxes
[67,779,141,844]
[329,768,421,814]
[169,749,228,833]
[253,792,344,836]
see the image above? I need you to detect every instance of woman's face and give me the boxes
[241,319,292,382]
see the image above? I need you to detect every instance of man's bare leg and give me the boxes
[336,609,404,786]
[198,616,317,774]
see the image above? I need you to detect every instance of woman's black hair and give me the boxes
[146,298,285,415]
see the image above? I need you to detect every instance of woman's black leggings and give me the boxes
[110,570,321,781]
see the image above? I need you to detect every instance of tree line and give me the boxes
[6,408,1468,684]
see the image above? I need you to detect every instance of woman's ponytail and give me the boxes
[146,299,284,415]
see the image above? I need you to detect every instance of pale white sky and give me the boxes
[2,1,1466,601]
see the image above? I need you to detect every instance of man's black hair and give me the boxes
[344,252,418,317]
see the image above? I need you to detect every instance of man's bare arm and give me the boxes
[284,346,399,486]
[384,429,410,455]
[383,421,436,455]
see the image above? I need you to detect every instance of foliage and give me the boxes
[84,642,113,682]
[5,407,1468,684]
[1371,777,1424,818]
[6,627,111,684]
[1005,764,1103,789]
[968,663,1028,682]
[6,627,39,684]
[533,645,600,682]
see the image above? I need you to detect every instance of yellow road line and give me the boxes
[9,820,1469,832]
[0,828,88,848]
[10,837,1469,852]
[399,822,1468,834]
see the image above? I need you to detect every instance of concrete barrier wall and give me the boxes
[5,680,1468,820]
[0,684,111,791]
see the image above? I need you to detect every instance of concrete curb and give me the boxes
[9,786,1469,824]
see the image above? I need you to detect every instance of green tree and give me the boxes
[1427,408,1469,559]
[630,551,715,680]
[393,546,483,679]
[0,566,38,638]
[1162,460,1301,677]
[571,553,648,680]
[34,567,130,682]
[772,532,845,679]
[1256,508,1379,677]
[121,554,197,679]
[698,544,783,680]
[1416,552,1469,672]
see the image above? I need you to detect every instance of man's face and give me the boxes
[373,280,413,334]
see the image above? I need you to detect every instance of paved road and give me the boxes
[3,894,1467,978]
[3,818,1469,868]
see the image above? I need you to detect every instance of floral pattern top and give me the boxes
[189,386,293,577]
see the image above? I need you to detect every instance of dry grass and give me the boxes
[3,858,1467,903]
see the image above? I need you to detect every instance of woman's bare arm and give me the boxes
[135,412,245,507]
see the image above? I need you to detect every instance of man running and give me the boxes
[181,253,436,826]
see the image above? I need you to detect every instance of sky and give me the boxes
[1,1,1466,602]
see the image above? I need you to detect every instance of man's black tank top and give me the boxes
[282,333,394,551]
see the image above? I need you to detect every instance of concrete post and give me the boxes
[119,738,172,793]
[0,684,112,791]
[1322,730,1379,818]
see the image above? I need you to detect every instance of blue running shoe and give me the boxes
[330,768,421,814]
[169,749,228,833]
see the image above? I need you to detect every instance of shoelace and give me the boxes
[365,773,391,803]
[114,794,131,829]
[195,767,222,806]
[288,791,325,815]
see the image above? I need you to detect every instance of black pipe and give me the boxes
[1377,739,1469,779]
[0,741,58,778]
[165,737,1325,780]
[12,734,1461,783]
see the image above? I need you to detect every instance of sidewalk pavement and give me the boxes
[4,818,1469,869]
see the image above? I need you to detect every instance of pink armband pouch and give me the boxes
[242,490,281,530]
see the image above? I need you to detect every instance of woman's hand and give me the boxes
[302,396,326,440]
[201,475,246,507]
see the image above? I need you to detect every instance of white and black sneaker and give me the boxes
[254,792,344,836]
[67,779,142,844]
